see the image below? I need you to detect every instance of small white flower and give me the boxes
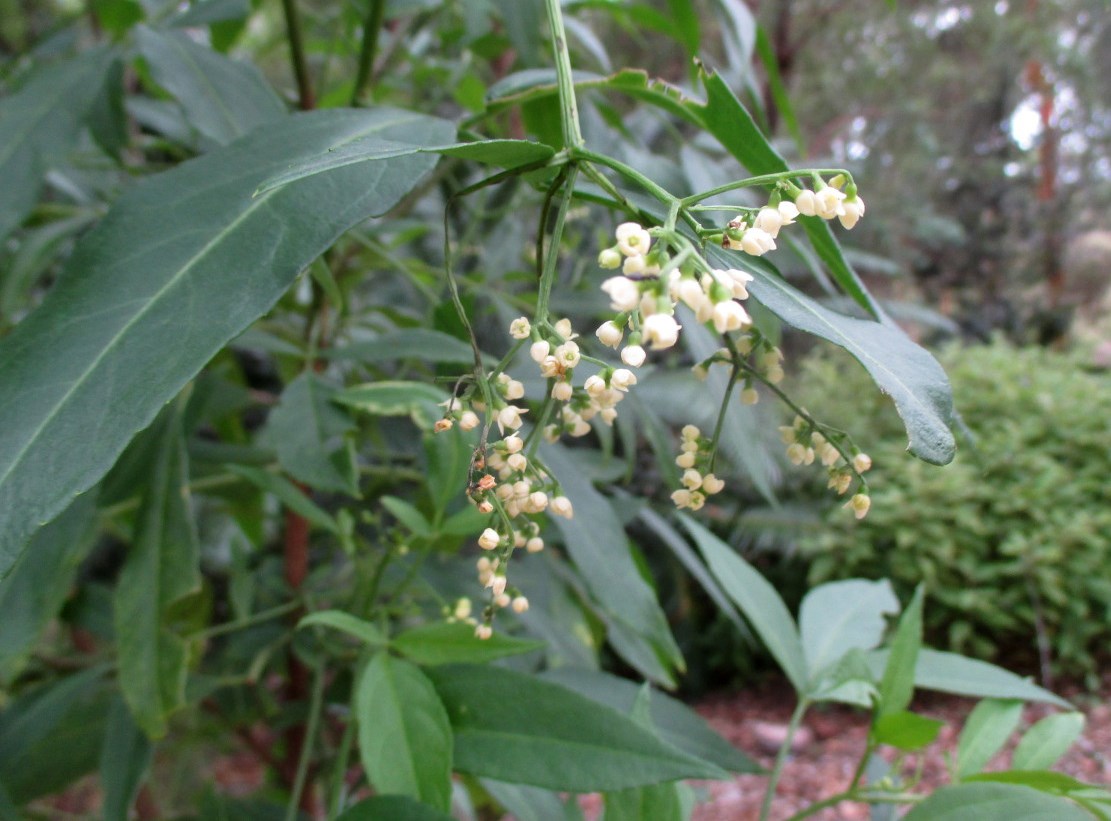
[615,222,652,256]
[504,433,524,453]
[777,200,800,223]
[795,189,819,217]
[599,407,618,424]
[642,313,681,350]
[681,424,701,440]
[622,254,647,276]
[682,469,703,490]
[509,317,531,340]
[815,185,847,220]
[765,365,784,384]
[671,488,693,509]
[598,247,623,269]
[487,574,507,597]
[675,451,696,469]
[852,452,873,473]
[720,268,754,300]
[503,379,525,400]
[584,374,607,397]
[550,496,574,518]
[829,471,853,495]
[601,276,641,312]
[454,597,473,619]
[459,410,480,431]
[847,493,871,519]
[687,491,706,511]
[478,528,500,551]
[530,340,551,362]
[551,380,573,401]
[528,491,548,511]
[677,278,708,312]
[740,387,759,405]
[507,452,527,472]
[711,300,752,334]
[554,341,581,368]
[610,368,637,391]
[786,442,808,465]
[526,536,544,553]
[596,320,623,348]
[839,196,866,229]
[740,227,776,256]
[553,318,576,340]
[753,206,785,237]
[475,624,493,640]
[434,418,453,433]
[511,595,530,613]
[702,474,725,495]
[621,345,647,367]
[497,405,526,433]
[495,592,511,608]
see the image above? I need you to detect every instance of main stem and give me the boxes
[760,698,808,821]
[544,0,584,148]
[279,0,315,110]
[351,0,386,105]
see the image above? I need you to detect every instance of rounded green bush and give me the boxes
[797,339,1111,681]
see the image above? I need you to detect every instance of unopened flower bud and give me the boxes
[478,528,500,551]
[740,228,776,257]
[511,595,530,613]
[554,318,575,340]
[852,452,873,473]
[702,474,725,494]
[530,340,550,362]
[497,405,526,432]
[642,313,681,350]
[528,491,548,511]
[550,496,574,518]
[495,592,511,608]
[602,276,641,312]
[675,451,696,469]
[621,345,647,368]
[507,453,527,472]
[526,536,544,553]
[596,320,623,348]
[848,493,871,519]
[552,380,573,401]
[434,418,453,433]
[610,368,637,391]
[488,574,507,597]
[504,434,523,454]
[740,387,759,405]
[459,410,480,431]
[839,196,866,230]
[475,624,493,640]
[598,246,623,269]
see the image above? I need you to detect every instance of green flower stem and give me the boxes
[489,337,528,381]
[760,698,809,821]
[523,395,557,456]
[680,169,854,207]
[570,147,677,207]
[535,166,580,324]
[328,716,357,817]
[707,361,743,473]
[279,0,315,110]
[284,662,326,821]
[543,0,584,148]
[350,0,386,105]
[186,601,303,641]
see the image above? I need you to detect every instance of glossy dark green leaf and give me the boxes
[257,138,555,194]
[867,649,1070,708]
[393,622,544,665]
[1012,713,1086,771]
[263,372,358,496]
[0,666,111,803]
[135,25,285,146]
[427,664,727,791]
[326,329,476,365]
[957,699,1024,778]
[541,668,760,774]
[708,245,956,465]
[543,444,683,687]
[0,107,454,575]
[0,494,97,684]
[799,579,898,680]
[903,783,1092,821]
[680,514,807,692]
[0,47,115,244]
[99,697,153,821]
[356,653,453,811]
[334,795,454,821]
[877,585,924,718]
[334,380,448,428]
[113,402,201,738]
[872,711,943,752]
[297,610,387,646]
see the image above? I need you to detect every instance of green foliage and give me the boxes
[800,340,1111,678]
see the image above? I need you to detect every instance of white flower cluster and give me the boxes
[670,425,726,510]
[779,415,873,517]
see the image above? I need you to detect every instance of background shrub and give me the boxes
[797,339,1111,683]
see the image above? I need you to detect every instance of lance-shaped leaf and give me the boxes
[0,47,116,244]
[135,25,285,146]
[113,402,201,738]
[708,245,956,465]
[0,107,455,575]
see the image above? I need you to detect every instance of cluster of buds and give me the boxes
[691,332,786,404]
[779,415,873,518]
[794,176,866,229]
[670,425,726,510]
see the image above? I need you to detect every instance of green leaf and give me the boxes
[263,372,358,496]
[481,780,568,821]
[604,779,684,821]
[297,610,387,647]
[326,328,477,365]
[257,138,554,194]
[903,783,1093,821]
[541,668,761,774]
[872,711,943,751]
[798,579,898,681]
[99,697,153,821]
[877,585,924,718]
[227,466,339,534]
[427,664,728,791]
[392,622,544,665]
[0,666,112,803]
[170,0,249,27]
[0,107,454,575]
[867,649,1070,708]
[0,47,115,244]
[113,401,201,738]
[356,653,453,811]
[334,796,454,821]
[334,380,449,428]
[680,514,807,693]
[709,245,956,465]
[693,70,879,317]
[957,699,1024,778]
[965,770,1104,794]
[135,25,285,146]
[754,26,804,155]
[0,494,97,684]
[381,495,433,537]
[424,428,473,520]
[542,445,683,687]
[665,0,701,54]
[1012,712,1086,771]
